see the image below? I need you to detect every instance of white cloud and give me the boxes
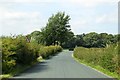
[1,0,118,7]
[64,0,118,7]
[96,12,117,24]
[0,0,52,3]
[70,20,87,28]
[1,0,118,3]
[5,12,39,19]
[0,7,45,36]
[0,7,40,19]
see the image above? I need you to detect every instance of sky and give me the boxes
[0,0,119,36]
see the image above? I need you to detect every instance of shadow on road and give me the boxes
[46,53,59,60]
[14,61,49,77]
[14,53,61,77]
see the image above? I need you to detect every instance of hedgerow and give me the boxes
[1,36,62,74]
[73,42,119,76]
[39,45,62,58]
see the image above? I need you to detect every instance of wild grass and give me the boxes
[73,42,119,79]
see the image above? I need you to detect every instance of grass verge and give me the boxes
[72,54,119,80]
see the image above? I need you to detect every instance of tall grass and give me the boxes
[74,42,119,78]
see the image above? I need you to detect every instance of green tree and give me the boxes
[83,32,99,47]
[28,31,45,44]
[75,33,85,47]
[62,31,75,48]
[42,12,71,46]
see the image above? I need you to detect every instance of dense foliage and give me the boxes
[1,36,62,74]
[29,31,119,49]
[74,42,119,75]
[41,12,71,46]
[63,32,119,48]
[27,12,73,46]
[25,12,119,49]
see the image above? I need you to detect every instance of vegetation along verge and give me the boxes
[73,42,120,79]
[1,35,62,78]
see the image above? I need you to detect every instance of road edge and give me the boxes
[71,53,114,78]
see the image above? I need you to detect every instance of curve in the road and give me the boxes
[13,50,110,78]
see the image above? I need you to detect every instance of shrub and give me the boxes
[1,36,62,74]
[2,37,17,73]
[39,45,62,58]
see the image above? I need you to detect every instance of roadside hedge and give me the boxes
[39,45,62,58]
[1,36,62,74]
[73,42,119,75]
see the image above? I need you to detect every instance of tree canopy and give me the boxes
[28,12,119,48]
[41,12,72,46]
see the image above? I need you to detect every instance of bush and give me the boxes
[73,43,119,75]
[1,36,62,74]
[39,45,62,58]
[2,37,17,73]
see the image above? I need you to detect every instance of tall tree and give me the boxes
[42,12,71,46]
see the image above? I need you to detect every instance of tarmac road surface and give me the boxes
[13,50,111,78]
